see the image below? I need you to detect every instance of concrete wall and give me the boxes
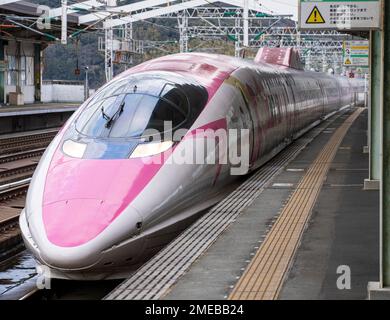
[5,85,35,104]
[41,81,94,103]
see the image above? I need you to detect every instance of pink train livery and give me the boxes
[20,48,365,280]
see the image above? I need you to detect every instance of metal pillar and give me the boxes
[365,30,382,190]
[382,0,390,289]
[123,23,134,65]
[305,50,312,70]
[124,22,133,41]
[0,40,5,104]
[178,11,189,53]
[368,0,390,299]
[15,41,21,95]
[295,21,302,54]
[33,43,42,102]
[243,0,249,47]
[61,0,67,45]
[84,66,89,101]
[105,27,114,82]
[234,15,241,58]
[322,50,327,73]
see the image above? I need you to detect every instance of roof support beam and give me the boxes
[102,0,267,28]
[48,0,105,18]
[79,0,183,24]
[103,0,223,28]
[220,0,263,12]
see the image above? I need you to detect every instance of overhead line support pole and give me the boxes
[368,0,390,301]
[61,0,67,45]
[365,30,382,190]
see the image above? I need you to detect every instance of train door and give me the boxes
[238,89,256,167]
[316,78,326,118]
[227,88,254,175]
[283,75,297,139]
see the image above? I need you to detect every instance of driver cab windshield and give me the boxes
[75,72,209,140]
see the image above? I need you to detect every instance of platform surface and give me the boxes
[0,103,79,117]
[279,109,379,300]
[162,109,379,300]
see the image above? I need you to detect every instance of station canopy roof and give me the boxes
[0,1,90,43]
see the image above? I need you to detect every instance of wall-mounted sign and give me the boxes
[306,6,326,24]
[343,40,369,67]
[299,0,382,30]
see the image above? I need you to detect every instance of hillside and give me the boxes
[31,0,238,88]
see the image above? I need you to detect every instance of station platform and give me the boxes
[106,107,379,300]
[0,103,79,117]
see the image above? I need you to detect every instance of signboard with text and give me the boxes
[299,0,382,30]
[343,40,370,66]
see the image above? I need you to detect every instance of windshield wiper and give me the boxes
[103,101,125,129]
[101,107,110,121]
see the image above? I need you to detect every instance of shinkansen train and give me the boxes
[20,48,365,279]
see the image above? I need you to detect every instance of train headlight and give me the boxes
[62,140,87,158]
[130,141,173,158]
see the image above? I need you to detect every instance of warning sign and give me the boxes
[306,6,325,24]
[344,58,352,65]
[299,0,381,30]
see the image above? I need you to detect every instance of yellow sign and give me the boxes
[351,46,369,50]
[306,6,325,24]
[344,58,352,65]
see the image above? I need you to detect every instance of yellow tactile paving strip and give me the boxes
[229,108,364,300]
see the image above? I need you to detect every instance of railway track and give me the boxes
[0,129,65,299]
[0,128,58,200]
[0,253,119,300]
[0,129,58,156]
[0,128,59,263]
[0,178,33,256]
[0,162,38,185]
[0,179,30,230]
[0,179,31,262]
[0,148,46,164]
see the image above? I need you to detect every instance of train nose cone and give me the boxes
[40,199,142,269]
[43,198,122,248]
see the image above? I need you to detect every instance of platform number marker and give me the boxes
[306,6,325,24]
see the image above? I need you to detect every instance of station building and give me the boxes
[0,1,84,106]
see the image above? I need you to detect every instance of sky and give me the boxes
[254,0,299,20]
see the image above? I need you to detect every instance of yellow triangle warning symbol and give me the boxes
[345,58,352,65]
[306,6,325,24]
